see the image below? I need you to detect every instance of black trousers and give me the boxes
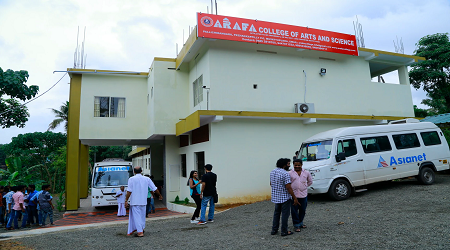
[191,195,202,220]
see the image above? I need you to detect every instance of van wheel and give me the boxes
[328,179,351,201]
[418,167,435,185]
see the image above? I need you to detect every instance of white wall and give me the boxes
[200,41,414,117]
[148,60,190,136]
[79,74,148,140]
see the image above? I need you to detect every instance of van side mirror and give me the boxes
[335,152,346,162]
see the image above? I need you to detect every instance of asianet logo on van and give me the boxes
[378,153,426,168]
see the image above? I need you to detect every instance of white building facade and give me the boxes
[65,14,424,210]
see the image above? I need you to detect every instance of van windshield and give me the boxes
[299,140,333,162]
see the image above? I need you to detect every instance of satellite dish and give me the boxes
[300,104,309,113]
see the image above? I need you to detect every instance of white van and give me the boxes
[296,119,450,200]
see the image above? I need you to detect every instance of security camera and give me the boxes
[203,86,207,88]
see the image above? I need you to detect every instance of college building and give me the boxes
[65,13,424,210]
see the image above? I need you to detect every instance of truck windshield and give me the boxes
[299,140,333,161]
[93,166,133,188]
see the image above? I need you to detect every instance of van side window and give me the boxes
[392,133,420,149]
[337,139,357,157]
[421,131,441,146]
[360,136,392,153]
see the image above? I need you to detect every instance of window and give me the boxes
[361,136,392,153]
[337,139,358,157]
[181,154,187,178]
[94,97,126,117]
[193,75,203,106]
[393,133,420,149]
[421,131,441,146]
[299,140,333,162]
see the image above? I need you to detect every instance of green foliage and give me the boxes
[89,146,132,166]
[175,195,180,202]
[184,197,189,205]
[443,128,450,149]
[56,190,66,212]
[0,157,44,186]
[0,144,6,166]
[0,67,39,128]
[2,132,67,192]
[413,105,434,118]
[410,33,450,114]
[48,101,69,132]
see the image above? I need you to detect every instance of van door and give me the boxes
[360,135,397,184]
[335,138,365,187]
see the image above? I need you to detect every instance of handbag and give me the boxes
[214,193,219,203]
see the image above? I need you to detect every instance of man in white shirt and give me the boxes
[116,186,126,217]
[125,166,163,237]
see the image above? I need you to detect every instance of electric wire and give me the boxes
[0,72,68,116]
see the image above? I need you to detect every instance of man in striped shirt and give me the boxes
[270,158,299,236]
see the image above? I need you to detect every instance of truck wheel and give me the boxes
[418,167,435,185]
[328,179,351,201]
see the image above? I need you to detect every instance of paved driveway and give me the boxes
[7,173,450,249]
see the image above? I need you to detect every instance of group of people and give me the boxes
[0,184,54,230]
[270,158,313,236]
[122,164,218,237]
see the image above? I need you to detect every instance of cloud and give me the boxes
[1,0,448,143]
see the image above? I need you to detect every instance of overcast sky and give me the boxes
[1,0,449,144]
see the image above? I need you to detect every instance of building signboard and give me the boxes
[197,13,358,56]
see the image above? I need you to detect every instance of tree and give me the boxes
[2,131,67,192]
[0,144,6,166]
[89,146,132,165]
[413,105,433,118]
[0,67,39,128]
[0,157,44,186]
[410,33,450,114]
[48,101,69,131]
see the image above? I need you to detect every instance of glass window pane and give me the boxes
[393,133,420,149]
[110,97,125,118]
[421,131,441,146]
[99,97,110,117]
[343,139,357,157]
[361,136,392,153]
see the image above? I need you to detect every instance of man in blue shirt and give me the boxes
[26,185,38,225]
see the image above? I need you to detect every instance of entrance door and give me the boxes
[336,138,366,187]
[195,151,205,178]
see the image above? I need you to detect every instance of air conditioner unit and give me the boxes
[295,103,315,114]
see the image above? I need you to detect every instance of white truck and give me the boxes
[91,159,133,207]
[296,119,450,200]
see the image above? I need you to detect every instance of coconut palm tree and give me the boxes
[48,101,69,132]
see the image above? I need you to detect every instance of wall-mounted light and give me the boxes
[320,68,326,76]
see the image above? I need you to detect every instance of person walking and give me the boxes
[270,158,299,236]
[289,159,313,232]
[187,170,201,223]
[125,166,163,237]
[197,164,217,225]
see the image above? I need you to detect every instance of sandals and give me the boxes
[300,225,307,228]
[281,231,294,236]
[137,232,144,237]
[295,227,301,232]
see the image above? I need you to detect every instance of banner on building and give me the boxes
[197,13,358,56]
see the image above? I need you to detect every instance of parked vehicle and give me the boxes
[91,159,133,207]
[296,119,450,200]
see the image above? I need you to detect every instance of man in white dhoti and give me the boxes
[125,166,163,237]
[116,186,126,217]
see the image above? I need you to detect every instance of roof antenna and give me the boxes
[73,26,87,69]
[211,0,213,14]
[353,16,365,48]
[393,36,404,54]
[215,0,218,15]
